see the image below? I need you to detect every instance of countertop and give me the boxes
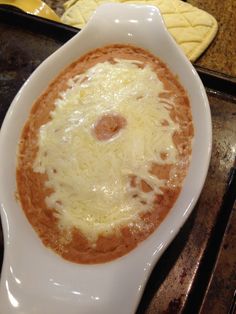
[45,0,236,77]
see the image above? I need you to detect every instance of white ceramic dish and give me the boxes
[0,4,211,314]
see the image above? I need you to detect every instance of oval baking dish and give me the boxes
[0,4,211,314]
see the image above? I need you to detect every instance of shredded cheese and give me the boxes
[33,59,179,242]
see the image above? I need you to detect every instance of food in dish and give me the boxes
[16,44,194,264]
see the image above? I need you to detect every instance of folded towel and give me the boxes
[61,0,218,62]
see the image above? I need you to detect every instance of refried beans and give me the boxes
[16,44,194,264]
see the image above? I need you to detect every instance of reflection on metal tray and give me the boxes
[0,7,235,314]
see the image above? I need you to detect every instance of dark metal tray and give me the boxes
[0,7,235,314]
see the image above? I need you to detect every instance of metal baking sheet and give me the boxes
[0,7,235,314]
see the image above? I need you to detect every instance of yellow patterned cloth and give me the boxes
[61,0,218,62]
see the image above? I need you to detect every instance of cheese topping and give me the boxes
[33,59,179,242]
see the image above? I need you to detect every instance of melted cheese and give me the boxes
[33,59,179,242]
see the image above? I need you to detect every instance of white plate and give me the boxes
[0,4,211,314]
